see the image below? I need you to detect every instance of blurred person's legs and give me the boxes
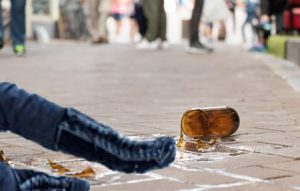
[158,0,168,49]
[218,21,226,41]
[0,162,89,191]
[143,0,159,42]
[137,0,159,49]
[250,24,270,52]
[98,0,111,43]
[137,0,167,49]
[259,0,287,43]
[134,3,147,38]
[242,19,251,43]
[188,0,213,54]
[89,0,109,44]
[0,82,176,173]
[10,0,26,55]
[130,16,138,42]
[0,1,3,49]
[88,0,99,43]
[112,13,124,36]
[228,1,236,32]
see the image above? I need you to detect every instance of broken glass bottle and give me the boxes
[177,107,240,151]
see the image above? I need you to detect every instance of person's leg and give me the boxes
[97,14,107,42]
[242,19,249,43]
[130,18,138,42]
[187,0,213,53]
[0,0,4,49]
[0,162,89,191]
[88,0,100,42]
[143,0,159,42]
[115,15,123,36]
[158,0,167,41]
[10,0,26,55]
[0,82,176,173]
[97,0,110,42]
[189,0,204,44]
[135,4,147,37]
[57,108,176,173]
[0,163,17,191]
[0,82,65,149]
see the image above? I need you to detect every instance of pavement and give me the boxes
[1,41,300,191]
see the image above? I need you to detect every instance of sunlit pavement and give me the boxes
[1,41,300,191]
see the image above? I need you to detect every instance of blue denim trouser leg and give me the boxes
[0,162,18,190]
[0,162,90,191]
[0,82,65,149]
[10,0,26,46]
[0,82,176,174]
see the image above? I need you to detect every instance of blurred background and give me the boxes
[1,0,300,62]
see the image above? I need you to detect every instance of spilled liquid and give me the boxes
[176,132,250,162]
[177,128,217,152]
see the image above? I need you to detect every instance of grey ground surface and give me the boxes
[1,41,300,191]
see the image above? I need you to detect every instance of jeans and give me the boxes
[0,0,26,45]
[0,82,65,149]
[0,81,176,175]
[0,83,90,190]
[0,162,89,191]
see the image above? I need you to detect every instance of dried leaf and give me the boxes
[71,167,96,178]
[0,150,10,165]
[48,159,71,175]
[47,159,96,178]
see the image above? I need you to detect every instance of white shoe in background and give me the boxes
[136,39,159,50]
[160,41,170,50]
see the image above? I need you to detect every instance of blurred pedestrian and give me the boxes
[0,0,26,56]
[187,0,213,54]
[242,0,259,44]
[88,0,112,44]
[136,0,168,50]
[111,0,132,37]
[260,0,287,32]
[251,0,287,51]
[130,0,147,42]
[226,0,237,32]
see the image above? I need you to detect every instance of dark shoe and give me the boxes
[91,37,108,44]
[0,162,89,191]
[186,42,213,54]
[13,44,26,56]
[55,108,176,174]
[0,39,3,49]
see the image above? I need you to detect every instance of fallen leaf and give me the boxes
[48,159,71,175]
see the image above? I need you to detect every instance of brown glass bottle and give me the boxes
[177,107,240,150]
[181,107,240,138]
